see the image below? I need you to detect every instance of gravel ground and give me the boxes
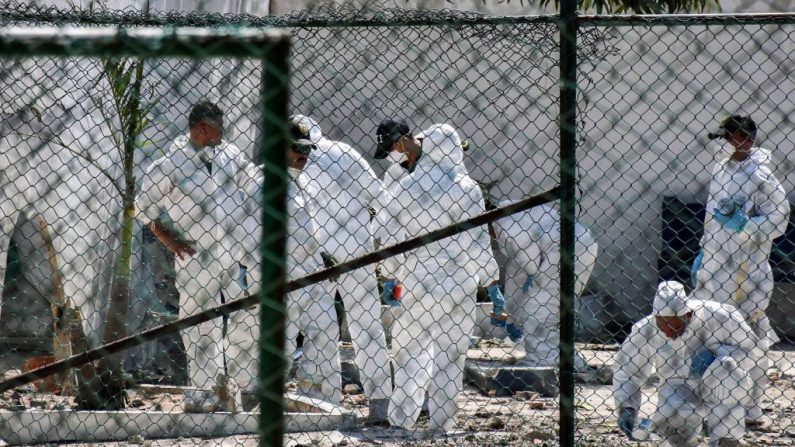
[2,344,794,447]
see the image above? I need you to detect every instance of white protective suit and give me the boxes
[693,146,790,421]
[223,165,341,403]
[293,115,392,402]
[491,202,599,370]
[136,136,252,390]
[614,286,761,446]
[376,123,500,431]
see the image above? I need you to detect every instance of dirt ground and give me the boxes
[2,343,794,447]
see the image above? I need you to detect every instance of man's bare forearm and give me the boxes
[148,221,195,260]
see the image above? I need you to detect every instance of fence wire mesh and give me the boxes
[576,16,795,447]
[0,19,292,446]
[0,2,794,447]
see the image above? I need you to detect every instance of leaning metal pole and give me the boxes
[258,38,290,447]
[559,0,577,446]
[0,187,560,394]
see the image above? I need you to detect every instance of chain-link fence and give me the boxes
[0,17,292,445]
[0,2,794,447]
[576,14,795,447]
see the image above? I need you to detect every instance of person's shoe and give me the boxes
[745,406,770,428]
[367,398,390,425]
[745,415,771,428]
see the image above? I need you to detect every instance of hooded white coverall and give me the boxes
[291,115,392,402]
[223,165,342,403]
[376,123,499,431]
[491,203,598,370]
[136,136,252,391]
[614,299,760,446]
[693,147,789,421]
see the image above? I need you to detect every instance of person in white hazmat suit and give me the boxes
[614,281,761,447]
[490,201,599,373]
[374,119,501,431]
[223,116,341,405]
[136,101,255,411]
[287,114,392,420]
[692,114,790,426]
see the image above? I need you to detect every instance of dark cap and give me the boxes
[374,118,411,159]
[708,114,757,140]
[288,115,316,154]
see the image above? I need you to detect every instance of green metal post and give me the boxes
[258,38,290,447]
[559,1,577,446]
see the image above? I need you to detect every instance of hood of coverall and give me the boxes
[290,114,323,144]
[748,147,773,165]
[652,280,689,317]
[416,123,467,174]
[715,144,773,165]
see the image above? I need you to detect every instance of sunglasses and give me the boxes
[290,142,316,154]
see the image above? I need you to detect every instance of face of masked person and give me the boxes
[655,313,691,339]
[199,119,224,147]
[287,141,315,176]
[287,148,309,170]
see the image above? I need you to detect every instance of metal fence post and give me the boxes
[559,0,577,446]
[258,37,291,447]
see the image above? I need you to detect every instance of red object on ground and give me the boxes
[21,355,60,393]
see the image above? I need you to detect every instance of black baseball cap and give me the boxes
[708,114,757,140]
[288,115,316,154]
[374,118,411,159]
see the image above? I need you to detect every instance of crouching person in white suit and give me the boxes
[224,117,341,405]
[614,281,760,447]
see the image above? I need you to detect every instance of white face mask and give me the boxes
[712,141,736,160]
[287,167,302,180]
[387,151,407,164]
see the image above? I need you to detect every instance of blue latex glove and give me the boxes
[487,284,507,327]
[712,207,749,233]
[618,407,637,439]
[690,250,703,289]
[381,280,401,307]
[238,264,249,291]
[522,276,535,294]
[689,347,716,378]
[506,323,524,343]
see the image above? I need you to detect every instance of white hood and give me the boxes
[417,123,466,172]
[749,146,773,165]
[717,146,773,166]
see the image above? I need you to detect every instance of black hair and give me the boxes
[188,100,223,128]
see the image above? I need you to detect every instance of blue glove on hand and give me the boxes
[689,347,716,378]
[522,276,535,294]
[618,407,637,439]
[690,250,703,289]
[712,207,749,233]
[506,323,524,343]
[381,280,401,307]
[238,265,249,291]
[487,284,507,327]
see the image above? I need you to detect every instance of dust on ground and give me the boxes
[2,343,794,447]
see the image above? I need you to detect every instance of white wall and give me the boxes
[3,0,794,345]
